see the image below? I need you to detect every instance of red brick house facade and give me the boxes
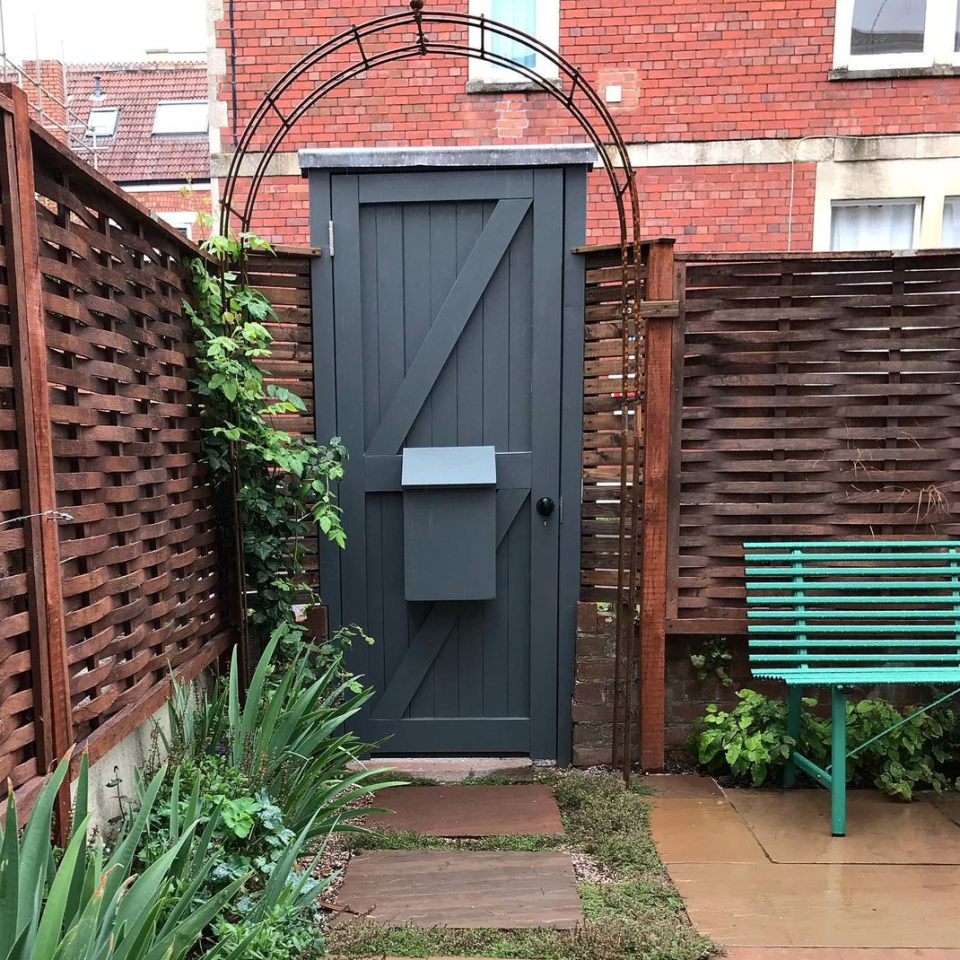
[23,61,213,240]
[208,0,960,251]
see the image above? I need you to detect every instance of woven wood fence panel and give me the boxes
[670,252,960,631]
[580,247,646,602]
[32,131,232,759]
[246,250,319,591]
[0,121,36,795]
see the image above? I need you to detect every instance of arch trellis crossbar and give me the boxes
[219,2,645,775]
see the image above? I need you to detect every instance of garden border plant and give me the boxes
[186,233,369,668]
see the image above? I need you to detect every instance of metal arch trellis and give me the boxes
[219,0,645,776]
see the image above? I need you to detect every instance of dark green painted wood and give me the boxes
[311,164,586,758]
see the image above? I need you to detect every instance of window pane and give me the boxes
[153,102,208,135]
[490,0,537,69]
[87,107,118,137]
[851,0,926,56]
[831,201,918,251]
[955,1,960,51]
[943,199,960,247]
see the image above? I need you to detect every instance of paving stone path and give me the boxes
[646,773,960,954]
[336,781,583,931]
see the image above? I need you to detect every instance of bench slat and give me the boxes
[744,540,959,549]
[750,638,960,647]
[747,595,959,605]
[748,609,960,619]
[746,580,960,591]
[746,565,960,576]
[746,551,960,562]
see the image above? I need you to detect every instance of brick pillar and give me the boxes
[21,60,69,143]
[572,601,624,766]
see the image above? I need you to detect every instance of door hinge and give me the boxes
[328,220,335,258]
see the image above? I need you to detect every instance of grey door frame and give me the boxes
[306,146,588,763]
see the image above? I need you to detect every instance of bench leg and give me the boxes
[784,686,802,788]
[831,687,847,837]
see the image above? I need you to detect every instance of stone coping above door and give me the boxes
[298,143,598,170]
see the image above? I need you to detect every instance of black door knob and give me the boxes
[536,497,555,518]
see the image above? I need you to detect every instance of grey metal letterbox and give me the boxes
[401,445,497,602]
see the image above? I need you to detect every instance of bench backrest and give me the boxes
[743,540,960,676]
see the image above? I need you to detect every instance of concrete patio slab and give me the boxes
[926,792,960,828]
[726,789,960,864]
[638,773,723,799]
[366,784,564,837]
[336,850,583,929]
[726,950,960,959]
[351,757,535,783]
[650,797,767,864]
[668,861,960,948]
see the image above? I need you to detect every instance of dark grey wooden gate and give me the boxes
[305,146,590,761]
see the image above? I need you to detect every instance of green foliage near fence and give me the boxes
[690,688,960,798]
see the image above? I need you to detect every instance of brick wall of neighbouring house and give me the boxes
[129,188,215,241]
[22,60,68,140]
[213,0,954,249]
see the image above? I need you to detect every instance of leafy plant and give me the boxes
[690,688,829,786]
[0,754,248,960]
[162,628,403,846]
[185,233,355,661]
[689,638,734,686]
[691,688,960,798]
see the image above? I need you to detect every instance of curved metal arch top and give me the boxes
[219,1,645,776]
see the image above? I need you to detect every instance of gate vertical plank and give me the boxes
[638,239,676,771]
[1,85,73,835]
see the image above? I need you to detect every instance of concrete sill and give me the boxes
[466,77,563,95]
[829,64,960,81]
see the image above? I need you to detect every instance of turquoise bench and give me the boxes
[743,540,960,836]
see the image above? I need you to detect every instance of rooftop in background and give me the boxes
[65,62,209,184]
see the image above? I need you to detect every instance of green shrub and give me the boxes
[690,688,960,798]
[1,754,247,960]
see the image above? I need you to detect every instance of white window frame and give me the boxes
[158,211,196,239]
[833,0,960,70]
[942,197,960,246]
[152,101,208,136]
[468,0,560,85]
[87,107,119,138]
[829,198,922,251]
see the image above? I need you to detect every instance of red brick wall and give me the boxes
[127,188,214,241]
[22,60,68,142]
[214,1,950,248]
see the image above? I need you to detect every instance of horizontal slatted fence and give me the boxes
[246,250,320,593]
[579,240,677,602]
[0,85,234,821]
[669,252,960,633]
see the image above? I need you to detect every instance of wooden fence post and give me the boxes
[638,239,677,771]
[1,84,73,836]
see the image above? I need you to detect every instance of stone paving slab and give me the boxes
[668,861,960,948]
[336,850,583,929]
[926,792,960,828]
[650,797,767,864]
[350,757,535,783]
[366,784,564,837]
[726,789,960,864]
[726,950,960,959]
[639,773,723,799]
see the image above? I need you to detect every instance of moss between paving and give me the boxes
[326,769,716,960]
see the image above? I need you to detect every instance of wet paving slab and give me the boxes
[336,849,583,929]
[726,789,960,865]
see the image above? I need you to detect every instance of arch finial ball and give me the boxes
[410,0,425,11]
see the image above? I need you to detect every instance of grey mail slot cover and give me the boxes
[401,445,497,488]
[401,446,497,601]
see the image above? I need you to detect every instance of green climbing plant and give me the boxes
[185,233,363,664]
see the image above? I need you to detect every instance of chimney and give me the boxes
[21,60,70,144]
